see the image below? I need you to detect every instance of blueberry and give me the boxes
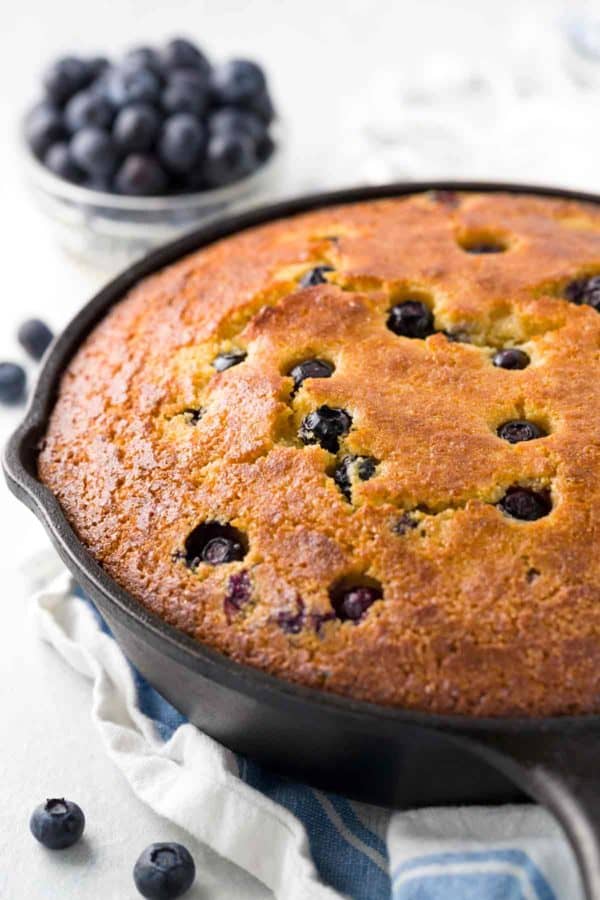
[183,522,247,568]
[212,349,246,371]
[208,107,266,142]
[87,56,110,79]
[113,104,161,153]
[299,406,352,453]
[210,59,266,106]
[162,38,210,75]
[30,798,85,850]
[71,127,118,176]
[161,75,210,117]
[133,842,195,899]
[182,407,204,425]
[463,242,504,254]
[299,266,333,288]
[44,142,84,183]
[498,487,552,521]
[256,133,275,163]
[289,358,334,389]
[223,570,252,621]
[333,455,377,501]
[123,46,164,77]
[245,88,276,124]
[331,585,382,622]
[83,175,112,192]
[497,420,545,443]
[65,90,114,132]
[104,66,162,107]
[203,132,257,186]
[43,57,91,105]
[17,319,54,360]
[159,114,206,174]
[275,597,305,634]
[492,348,530,370]
[0,363,26,404]
[565,275,600,311]
[387,300,434,339]
[25,104,66,158]
[114,154,169,196]
[393,512,419,535]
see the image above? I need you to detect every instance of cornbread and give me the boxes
[39,191,600,716]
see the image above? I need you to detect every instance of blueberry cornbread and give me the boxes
[39,191,600,717]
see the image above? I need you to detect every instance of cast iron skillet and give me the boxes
[5,181,600,899]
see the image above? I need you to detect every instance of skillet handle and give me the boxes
[469,729,600,900]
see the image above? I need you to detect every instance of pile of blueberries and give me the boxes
[25,37,276,196]
[31,797,195,898]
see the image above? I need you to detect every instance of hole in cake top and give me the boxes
[329,577,383,623]
[564,275,600,311]
[182,408,204,425]
[333,454,377,501]
[288,358,335,390]
[497,420,547,444]
[458,233,508,254]
[299,266,334,288]
[492,348,530,370]
[183,522,248,568]
[212,349,247,372]
[498,487,552,521]
[299,405,352,453]
[386,300,435,339]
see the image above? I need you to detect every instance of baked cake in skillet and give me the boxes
[39,190,600,717]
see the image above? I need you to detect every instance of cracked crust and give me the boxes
[38,190,600,717]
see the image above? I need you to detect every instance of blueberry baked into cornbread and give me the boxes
[39,191,600,717]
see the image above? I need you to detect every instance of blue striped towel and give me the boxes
[33,564,581,900]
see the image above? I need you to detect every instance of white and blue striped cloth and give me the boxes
[33,564,582,900]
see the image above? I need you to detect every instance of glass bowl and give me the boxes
[23,123,286,271]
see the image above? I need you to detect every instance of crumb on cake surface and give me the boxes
[39,190,600,717]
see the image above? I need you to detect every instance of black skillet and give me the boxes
[5,182,600,899]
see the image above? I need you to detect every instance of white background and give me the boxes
[0,0,596,897]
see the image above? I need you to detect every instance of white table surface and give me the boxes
[0,0,596,896]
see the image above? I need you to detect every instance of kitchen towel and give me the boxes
[32,563,582,900]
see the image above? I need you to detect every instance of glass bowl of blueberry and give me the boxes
[23,38,284,270]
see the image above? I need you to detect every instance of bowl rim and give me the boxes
[21,118,284,212]
[7,178,600,737]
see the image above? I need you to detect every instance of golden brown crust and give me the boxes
[39,191,600,716]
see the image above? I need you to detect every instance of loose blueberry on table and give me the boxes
[30,798,85,850]
[26,38,277,196]
[17,318,54,360]
[133,842,196,899]
[0,362,26,404]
